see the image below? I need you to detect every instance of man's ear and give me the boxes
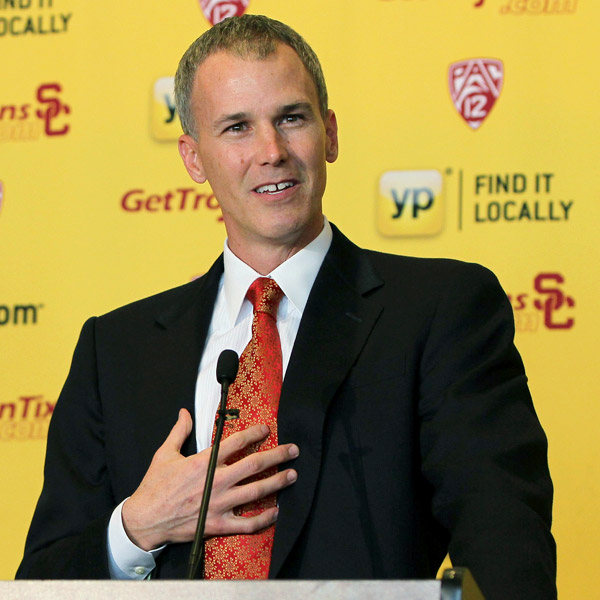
[178,134,207,184]
[324,109,339,164]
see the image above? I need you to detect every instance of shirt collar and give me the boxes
[222,217,332,325]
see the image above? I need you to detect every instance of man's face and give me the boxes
[178,44,338,262]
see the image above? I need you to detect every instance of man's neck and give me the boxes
[226,223,324,275]
[226,245,301,275]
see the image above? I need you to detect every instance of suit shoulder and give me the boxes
[95,275,211,329]
[363,249,502,291]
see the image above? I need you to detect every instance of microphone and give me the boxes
[216,348,239,386]
[187,349,239,579]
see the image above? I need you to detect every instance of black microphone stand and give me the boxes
[187,350,239,579]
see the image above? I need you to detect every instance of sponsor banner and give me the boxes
[0,0,73,37]
[0,395,55,442]
[0,2,597,594]
[0,82,70,142]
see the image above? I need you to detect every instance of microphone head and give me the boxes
[216,349,239,385]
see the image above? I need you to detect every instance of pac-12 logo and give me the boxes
[449,59,503,130]
[198,0,249,25]
[377,170,444,237]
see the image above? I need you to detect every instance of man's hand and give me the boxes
[121,408,298,551]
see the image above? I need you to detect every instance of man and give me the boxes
[17,15,556,598]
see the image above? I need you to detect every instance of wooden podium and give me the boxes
[1,568,485,599]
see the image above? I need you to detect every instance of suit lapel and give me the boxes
[270,226,384,577]
[152,255,224,458]
[148,257,224,579]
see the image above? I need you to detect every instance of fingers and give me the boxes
[158,408,193,455]
[210,506,280,537]
[216,440,299,489]
[232,506,280,535]
[216,424,271,465]
[201,428,299,537]
[205,468,297,537]
[124,414,300,547]
[224,467,297,511]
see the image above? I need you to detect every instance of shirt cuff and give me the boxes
[107,498,166,580]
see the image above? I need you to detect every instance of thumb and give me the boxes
[160,408,193,454]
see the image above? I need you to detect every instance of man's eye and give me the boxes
[225,122,247,133]
[281,114,303,124]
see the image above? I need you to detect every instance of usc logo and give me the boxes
[35,83,70,136]
[0,82,70,142]
[509,273,575,331]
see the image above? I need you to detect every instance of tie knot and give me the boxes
[246,277,284,318]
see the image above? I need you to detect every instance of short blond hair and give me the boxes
[175,14,328,138]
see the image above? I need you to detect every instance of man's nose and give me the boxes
[255,126,288,165]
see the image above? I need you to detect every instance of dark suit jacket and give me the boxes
[17,225,556,599]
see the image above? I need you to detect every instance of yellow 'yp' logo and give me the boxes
[377,170,444,237]
[150,77,181,141]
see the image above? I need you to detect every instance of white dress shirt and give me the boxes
[107,218,332,579]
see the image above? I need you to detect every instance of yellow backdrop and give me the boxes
[1,1,598,597]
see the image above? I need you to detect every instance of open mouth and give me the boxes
[254,181,296,194]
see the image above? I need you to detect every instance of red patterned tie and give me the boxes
[204,277,284,579]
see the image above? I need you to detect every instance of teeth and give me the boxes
[257,184,277,193]
[256,181,294,194]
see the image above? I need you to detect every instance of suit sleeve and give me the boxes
[16,317,114,579]
[418,263,556,600]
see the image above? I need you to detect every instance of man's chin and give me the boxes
[226,211,322,248]
[263,215,323,248]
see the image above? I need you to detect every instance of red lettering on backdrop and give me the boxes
[120,188,223,220]
[35,83,70,136]
[533,273,575,330]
